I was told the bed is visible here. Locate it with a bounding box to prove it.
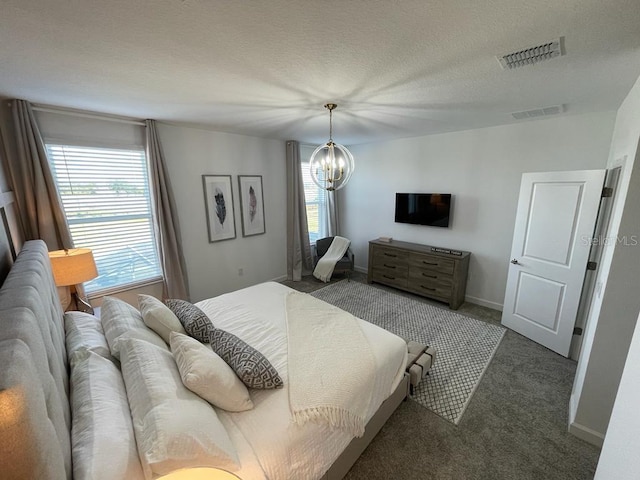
[0,240,409,480]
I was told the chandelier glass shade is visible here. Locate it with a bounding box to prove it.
[309,104,354,191]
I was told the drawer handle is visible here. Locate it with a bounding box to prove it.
[422,261,438,266]
[421,285,436,291]
[384,253,397,258]
[422,273,437,278]
[383,264,396,269]
[383,274,396,280]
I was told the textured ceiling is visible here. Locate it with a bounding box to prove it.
[1,0,640,144]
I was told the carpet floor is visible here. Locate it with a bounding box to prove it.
[281,272,601,480]
[311,281,506,424]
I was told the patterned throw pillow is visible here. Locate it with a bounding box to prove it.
[165,299,215,343]
[210,329,283,390]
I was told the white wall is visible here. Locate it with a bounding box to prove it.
[341,112,616,309]
[595,312,640,480]
[570,74,640,445]
[157,123,286,302]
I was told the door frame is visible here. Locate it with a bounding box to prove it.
[569,165,623,360]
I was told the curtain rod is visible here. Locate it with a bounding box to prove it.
[33,105,146,126]
[6,101,146,126]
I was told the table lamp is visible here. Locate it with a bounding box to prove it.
[48,248,98,314]
[159,468,241,479]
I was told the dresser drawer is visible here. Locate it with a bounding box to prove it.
[374,261,409,278]
[409,253,455,275]
[372,269,408,289]
[408,279,453,299]
[408,268,453,287]
[373,246,410,266]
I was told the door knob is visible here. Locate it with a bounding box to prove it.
[511,259,520,265]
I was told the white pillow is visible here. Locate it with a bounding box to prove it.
[100,296,168,358]
[119,337,240,478]
[170,332,253,412]
[64,311,114,366]
[138,294,186,344]
[70,350,145,480]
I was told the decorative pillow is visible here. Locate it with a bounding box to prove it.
[100,296,168,359]
[170,332,253,412]
[70,350,145,480]
[119,337,239,478]
[209,329,283,390]
[165,299,215,343]
[138,294,186,344]
[64,311,114,366]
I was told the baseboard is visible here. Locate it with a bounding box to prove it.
[568,421,605,447]
[270,274,288,282]
[354,265,368,274]
[465,295,503,311]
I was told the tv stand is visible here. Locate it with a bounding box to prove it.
[367,239,470,310]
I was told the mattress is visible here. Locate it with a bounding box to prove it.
[197,282,407,480]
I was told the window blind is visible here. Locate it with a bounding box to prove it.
[46,144,162,294]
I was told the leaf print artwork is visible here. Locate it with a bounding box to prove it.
[203,175,235,242]
[215,188,226,225]
[249,185,257,222]
[238,175,264,237]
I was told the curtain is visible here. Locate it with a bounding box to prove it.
[145,120,190,300]
[286,140,312,281]
[325,190,339,237]
[8,100,72,250]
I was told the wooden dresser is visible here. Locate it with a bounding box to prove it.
[367,239,470,310]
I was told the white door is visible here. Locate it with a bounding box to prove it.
[501,170,606,357]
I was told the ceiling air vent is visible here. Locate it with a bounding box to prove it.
[511,104,564,120]
[498,37,564,69]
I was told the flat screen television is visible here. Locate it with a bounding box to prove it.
[395,193,452,227]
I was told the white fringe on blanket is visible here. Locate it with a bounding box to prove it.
[286,291,376,438]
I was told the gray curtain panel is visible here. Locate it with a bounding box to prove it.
[8,100,73,251]
[145,120,191,300]
[326,189,339,237]
[286,140,312,281]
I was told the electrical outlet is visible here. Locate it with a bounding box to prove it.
[238,268,244,276]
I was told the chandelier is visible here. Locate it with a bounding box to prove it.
[309,103,355,191]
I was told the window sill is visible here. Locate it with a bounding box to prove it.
[87,276,164,300]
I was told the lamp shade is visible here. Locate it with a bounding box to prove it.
[48,248,98,287]
[158,468,241,479]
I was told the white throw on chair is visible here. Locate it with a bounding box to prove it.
[312,236,354,282]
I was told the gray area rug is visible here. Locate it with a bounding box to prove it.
[311,281,506,424]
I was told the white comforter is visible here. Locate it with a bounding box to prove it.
[197,282,407,480]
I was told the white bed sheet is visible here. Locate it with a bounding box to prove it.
[196,282,407,480]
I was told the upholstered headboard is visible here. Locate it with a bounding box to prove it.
[0,240,71,479]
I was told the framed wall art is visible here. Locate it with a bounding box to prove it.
[202,175,236,242]
[238,175,265,237]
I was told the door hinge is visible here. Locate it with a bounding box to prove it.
[573,327,583,336]
[602,187,614,198]
[587,261,597,271]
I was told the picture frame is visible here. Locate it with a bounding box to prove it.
[238,175,266,237]
[202,175,236,242]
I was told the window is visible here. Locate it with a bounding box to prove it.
[300,144,328,244]
[46,143,162,294]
